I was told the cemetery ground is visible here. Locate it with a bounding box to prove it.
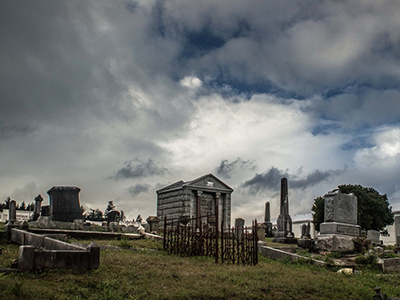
[0,233,400,300]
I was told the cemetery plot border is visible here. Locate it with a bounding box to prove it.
[163,215,258,266]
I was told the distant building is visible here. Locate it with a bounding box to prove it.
[0,209,33,223]
[156,174,233,228]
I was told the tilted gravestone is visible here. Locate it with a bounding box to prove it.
[47,186,83,222]
[316,189,361,252]
[319,189,360,236]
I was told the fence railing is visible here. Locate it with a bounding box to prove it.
[163,215,258,265]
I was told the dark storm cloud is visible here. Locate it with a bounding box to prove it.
[241,167,346,195]
[0,121,36,140]
[126,183,152,197]
[240,167,287,195]
[112,159,168,180]
[215,158,256,179]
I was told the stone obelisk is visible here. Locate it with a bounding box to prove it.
[273,177,295,243]
[264,201,273,237]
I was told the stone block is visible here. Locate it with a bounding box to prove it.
[87,242,100,269]
[324,190,357,225]
[315,235,355,252]
[320,222,360,236]
[367,230,380,245]
[382,258,400,272]
[18,246,35,270]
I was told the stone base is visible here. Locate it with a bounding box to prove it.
[297,238,314,249]
[315,235,355,252]
[273,237,297,244]
[320,222,360,236]
[50,213,84,222]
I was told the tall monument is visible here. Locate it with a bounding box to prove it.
[264,201,273,237]
[273,177,295,243]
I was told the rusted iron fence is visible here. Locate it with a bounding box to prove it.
[163,215,258,265]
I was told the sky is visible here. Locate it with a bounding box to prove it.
[1,0,400,223]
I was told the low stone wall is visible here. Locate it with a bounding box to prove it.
[11,228,99,270]
[28,228,141,240]
[258,242,326,267]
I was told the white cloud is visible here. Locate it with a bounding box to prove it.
[180,76,202,89]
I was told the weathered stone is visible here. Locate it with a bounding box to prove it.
[156,174,233,229]
[264,201,273,237]
[323,189,357,225]
[234,218,245,241]
[297,238,314,249]
[9,200,17,222]
[367,230,381,245]
[382,258,400,272]
[274,177,295,243]
[109,221,120,232]
[257,226,265,241]
[146,216,160,233]
[320,222,360,236]
[29,194,43,221]
[47,186,83,222]
[315,235,355,252]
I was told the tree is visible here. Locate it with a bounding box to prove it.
[84,208,105,221]
[312,184,394,232]
[19,201,26,210]
[311,196,324,231]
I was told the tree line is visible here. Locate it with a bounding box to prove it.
[0,197,34,212]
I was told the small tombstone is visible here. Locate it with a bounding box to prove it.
[9,200,17,222]
[107,211,120,224]
[87,242,100,269]
[30,194,43,221]
[146,216,160,233]
[257,226,265,241]
[367,230,380,245]
[234,218,245,241]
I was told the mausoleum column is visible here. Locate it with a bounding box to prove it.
[196,190,202,227]
[215,192,220,229]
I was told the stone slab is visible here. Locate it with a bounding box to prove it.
[320,222,360,236]
[382,258,400,272]
[324,191,357,224]
[315,235,355,252]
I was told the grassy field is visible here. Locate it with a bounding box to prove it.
[0,237,400,300]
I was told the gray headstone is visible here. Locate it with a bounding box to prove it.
[9,200,17,222]
[367,230,380,245]
[324,190,357,224]
[47,186,83,222]
[30,194,43,221]
[234,218,245,241]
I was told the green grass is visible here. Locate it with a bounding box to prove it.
[1,238,400,299]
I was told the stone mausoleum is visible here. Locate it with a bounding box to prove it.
[156,174,233,228]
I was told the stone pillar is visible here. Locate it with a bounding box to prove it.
[30,194,43,221]
[215,192,220,228]
[47,186,83,222]
[9,200,17,222]
[274,177,294,242]
[264,201,273,237]
[234,218,245,241]
[196,191,202,228]
[87,242,100,269]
